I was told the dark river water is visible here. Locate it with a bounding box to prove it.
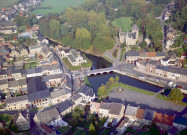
[88,73,162,94]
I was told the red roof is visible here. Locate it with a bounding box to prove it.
[153,112,174,126]
[147,52,156,57]
[41,124,53,134]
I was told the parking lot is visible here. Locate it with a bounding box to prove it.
[109,89,185,116]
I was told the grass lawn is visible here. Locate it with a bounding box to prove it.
[73,129,85,135]
[81,54,92,68]
[109,82,155,96]
[58,126,70,134]
[112,17,133,32]
[0,0,18,9]
[24,62,37,69]
[156,94,187,107]
[103,55,113,63]
[62,58,81,71]
[32,0,87,15]
[120,49,126,61]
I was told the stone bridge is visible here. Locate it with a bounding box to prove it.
[86,67,117,76]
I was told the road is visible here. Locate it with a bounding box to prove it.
[103,37,121,63]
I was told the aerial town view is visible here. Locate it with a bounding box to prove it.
[0,0,187,135]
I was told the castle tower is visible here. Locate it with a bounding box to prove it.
[132,24,139,41]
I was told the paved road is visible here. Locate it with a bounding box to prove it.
[103,37,121,63]
[109,89,185,116]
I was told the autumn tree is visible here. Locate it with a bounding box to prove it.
[89,123,96,135]
[169,88,184,102]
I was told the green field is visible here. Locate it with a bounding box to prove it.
[32,0,87,15]
[112,17,133,32]
[0,0,18,9]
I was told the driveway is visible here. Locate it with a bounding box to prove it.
[109,89,185,115]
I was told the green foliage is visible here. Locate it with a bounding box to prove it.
[81,54,92,68]
[49,19,61,40]
[112,17,133,32]
[140,41,148,49]
[169,88,184,102]
[0,114,13,127]
[114,75,119,82]
[89,123,96,135]
[109,77,114,83]
[0,128,11,135]
[58,126,70,134]
[120,43,126,49]
[97,84,107,97]
[62,58,81,71]
[84,76,91,87]
[167,0,187,32]
[180,129,187,135]
[9,124,19,133]
[14,15,37,27]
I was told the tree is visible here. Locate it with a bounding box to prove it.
[120,43,126,49]
[169,88,184,102]
[109,77,114,82]
[89,123,96,135]
[49,19,61,40]
[97,84,107,97]
[114,76,119,82]
[140,41,147,49]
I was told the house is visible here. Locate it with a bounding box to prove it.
[125,105,138,123]
[43,73,65,87]
[12,69,26,80]
[77,84,95,102]
[109,102,125,119]
[90,102,100,114]
[181,52,187,60]
[136,108,145,123]
[29,44,42,55]
[166,39,174,49]
[173,116,187,130]
[0,70,8,80]
[37,35,49,45]
[153,112,174,131]
[28,89,51,108]
[0,27,15,34]
[164,11,171,20]
[116,117,129,134]
[26,67,42,78]
[14,111,30,131]
[56,100,75,115]
[0,79,8,91]
[17,45,28,56]
[8,78,27,93]
[67,49,87,66]
[72,94,83,105]
[5,95,29,110]
[99,102,111,117]
[56,46,71,58]
[125,50,140,63]
[143,109,155,125]
[49,64,62,75]
[40,46,52,59]
[10,49,19,57]
[0,45,11,56]
[0,56,6,68]
[50,88,71,105]
[119,24,139,45]
[34,107,68,127]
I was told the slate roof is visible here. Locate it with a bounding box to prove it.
[126,50,140,57]
[43,73,63,82]
[162,57,170,62]
[0,70,7,75]
[41,64,52,71]
[29,45,42,50]
[0,56,6,65]
[173,116,187,125]
[168,66,187,75]
[109,102,123,115]
[0,79,8,85]
[38,35,45,42]
[56,100,75,114]
[125,105,138,116]
[156,52,166,57]
[70,49,78,58]
[156,65,169,71]
[143,109,155,121]
[6,95,28,104]
[51,64,60,70]
[27,77,47,93]
[18,45,27,52]
[35,107,60,124]
[153,112,174,126]
[50,89,67,99]
[72,94,82,101]
[65,75,72,89]
[78,84,95,97]
[26,67,42,74]
[67,55,76,62]
[0,46,11,55]
[28,89,50,101]
[100,102,111,110]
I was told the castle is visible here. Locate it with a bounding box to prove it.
[119,24,139,45]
